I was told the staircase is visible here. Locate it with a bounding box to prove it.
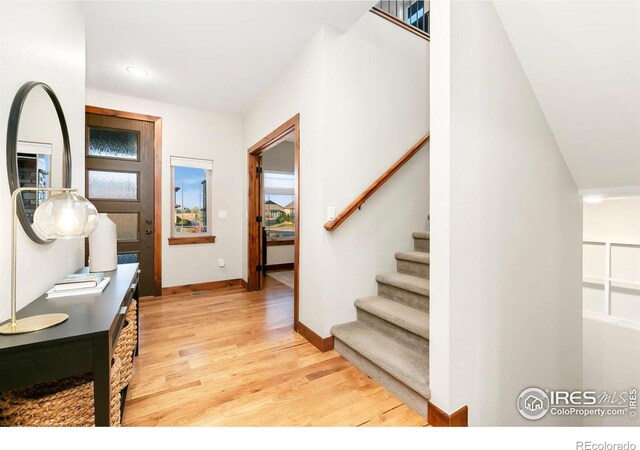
[330,231,430,417]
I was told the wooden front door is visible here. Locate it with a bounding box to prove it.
[85,112,156,296]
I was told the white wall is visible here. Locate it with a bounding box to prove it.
[0,2,86,321]
[243,12,429,336]
[320,18,429,336]
[495,1,640,191]
[428,0,452,412]
[86,89,244,288]
[242,29,326,337]
[584,198,640,243]
[430,1,582,425]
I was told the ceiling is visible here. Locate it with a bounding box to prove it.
[495,1,640,192]
[83,1,375,115]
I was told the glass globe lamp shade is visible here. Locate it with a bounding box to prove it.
[33,192,99,239]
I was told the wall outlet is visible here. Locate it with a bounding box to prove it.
[218,210,227,219]
[327,206,336,221]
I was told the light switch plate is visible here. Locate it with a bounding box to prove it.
[327,206,336,221]
[218,210,228,219]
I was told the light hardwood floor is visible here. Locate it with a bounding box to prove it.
[123,276,428,426]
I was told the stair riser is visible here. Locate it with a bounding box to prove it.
[334,339,429,418]
[356,309,428,353]
[378,283,429,312]
[414,238,429,253]
[397,259,429,279]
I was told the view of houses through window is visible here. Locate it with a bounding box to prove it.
[171,156,213,236]
[263,171,294,241]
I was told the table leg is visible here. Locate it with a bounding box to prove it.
[92,336,111,426]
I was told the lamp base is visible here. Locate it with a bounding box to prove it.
[0,313,69,335]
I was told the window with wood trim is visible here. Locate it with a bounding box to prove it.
[170,156,213,239]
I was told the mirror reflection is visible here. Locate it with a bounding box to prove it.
[16,85,64,225]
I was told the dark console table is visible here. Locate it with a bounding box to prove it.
[0,263,140,426]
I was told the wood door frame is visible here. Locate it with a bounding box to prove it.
[85,105,163,296]
[247,114,300,330]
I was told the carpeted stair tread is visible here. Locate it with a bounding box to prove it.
[395,251,430,265]
[412,231,430,240]
[376,272,429,297]
[355,296,429,339]
[331,321,430,398]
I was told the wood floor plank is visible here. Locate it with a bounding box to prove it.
[122,276,428,426]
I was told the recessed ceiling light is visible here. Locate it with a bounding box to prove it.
[583,196,604,204]
[125,66,148,77]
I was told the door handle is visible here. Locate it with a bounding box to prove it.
[145,229,153,235]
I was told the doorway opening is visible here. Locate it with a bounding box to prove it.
[247,114,300,330]
[262,143,295,288]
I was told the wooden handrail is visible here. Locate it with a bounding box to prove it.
[324,133,430,231]
[370,7,430,42]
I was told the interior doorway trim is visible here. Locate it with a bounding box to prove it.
[85,105,163,296]
[247,114,300,330]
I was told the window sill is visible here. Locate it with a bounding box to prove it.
[168,235,216,245]
[267,239,294,247]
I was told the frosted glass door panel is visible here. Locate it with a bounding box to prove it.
[88,128,138,160]
[108,213,138,241]
[117,253,139,264]
[88,170,138,200]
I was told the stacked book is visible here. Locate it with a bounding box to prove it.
[46,272,111,299]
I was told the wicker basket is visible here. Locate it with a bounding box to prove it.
[126,299,137,327]
[0,357,123,427]
[113,299,137,392]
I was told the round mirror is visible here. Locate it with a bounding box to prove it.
[6,82,71,244]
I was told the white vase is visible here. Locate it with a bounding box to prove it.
[89,213,117,272]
